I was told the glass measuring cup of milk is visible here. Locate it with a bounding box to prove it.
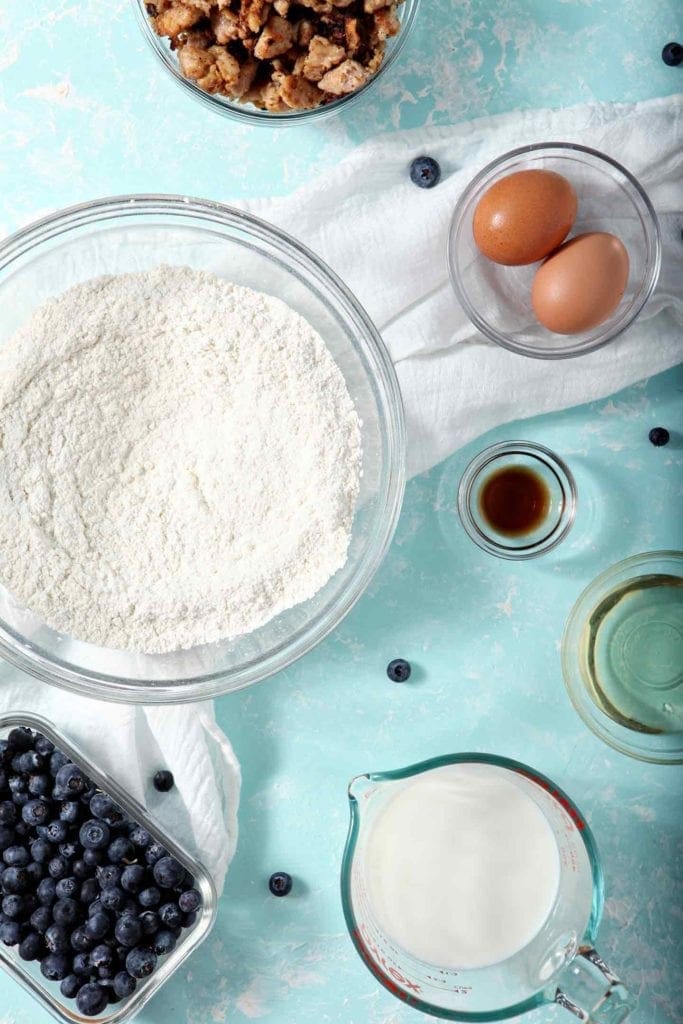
[341,754,633,1023]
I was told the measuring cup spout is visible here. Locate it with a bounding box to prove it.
[553,946,634,1023]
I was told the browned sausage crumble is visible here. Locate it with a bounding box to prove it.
[146,0,403,111]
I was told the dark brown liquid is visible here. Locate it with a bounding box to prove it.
[479,465,550,537]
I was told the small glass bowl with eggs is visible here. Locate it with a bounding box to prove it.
[448,143,661,359]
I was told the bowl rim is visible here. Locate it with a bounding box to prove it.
[447,141,662,360]
[130,0,420,125]
[561,549,683,764]
[0,194,406,703]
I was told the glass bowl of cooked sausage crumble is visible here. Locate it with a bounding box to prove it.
[132,0,419,122]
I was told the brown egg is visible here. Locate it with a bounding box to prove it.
[531,232,630,335]
[472,169,577,265]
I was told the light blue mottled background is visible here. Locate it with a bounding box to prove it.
[0,1,682,1023]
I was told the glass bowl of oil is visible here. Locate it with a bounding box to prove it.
[457,440,577,559]
[562,551,683,764]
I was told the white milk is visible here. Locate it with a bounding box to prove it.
[363,763,561,970]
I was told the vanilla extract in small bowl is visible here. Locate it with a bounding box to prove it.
[458,441,577,559]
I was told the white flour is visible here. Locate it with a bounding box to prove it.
[0,265,362,654]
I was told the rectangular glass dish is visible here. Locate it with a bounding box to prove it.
[0,712,217,1023]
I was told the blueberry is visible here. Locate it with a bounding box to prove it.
[1,865,29,893]
[0,802,16,826]
[79,819,110,850]
[108,837,134,864]
[26,861,43,885]
[60,973,81,999]
[409,156,441,189]
[100,886,126,912]
[649,426,670,446]
[34,735,55,757]
[90,793,124,825]
[83,848,103,868]
[76,981,108,1017]
[153,856,184,890]
[41,952,70,981]
[152,769,175,793]
[30,838,53,864]
[158,901,182,928]
[53,898,80,926]
[56,877,79,899]
[59,800,80,824]
[144,842,167,865]
[9,775,27,801]
[386,658,411,682]
[113,970,136,999]
[37,877,57,905]
[59,839,79,864]
[0,919,21,945]
[178,888,201,913]
[662,41,683,66]
[45,819,69,844]
[119,864,144,894]
[138,910,160,935]
[126,946,157,979]
[90,943,114,970]
[70,925,93,952]
[49,751,70,777]
[152,929,177,956]
[48,855,69,879]
[268,872,293,897]
[14,821,29,839]
[2,894,25,918]
[138,886,160,909]
[80,878,99,904]
[85,910,110,941]
[18,750,43,773]
[19,931,43,961]
[20,798,49,827]
[30,905,52,932]
[55,763,87,797]
[28,773,51,797]
[45,923,70,954]
[129,826,151,849]
[72,951,92,977]
[115,914,142,948]
[73,859,91,880]
[0,826,15,851]
[7,727,33,752]
[97,864,121,889]
[3,845,30,867]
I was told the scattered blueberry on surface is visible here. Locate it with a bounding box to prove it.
[661,41,683,66]
[268,872,293,897]
[409,155,441,189]
[648,426,670,447]
[387,658,412,682]
[153,770,175,793]
[0,726,200,1014]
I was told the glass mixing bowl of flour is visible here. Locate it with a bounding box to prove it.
[0,196,405,703]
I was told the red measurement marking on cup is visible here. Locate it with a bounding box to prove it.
[353,928,422,999]
[517,770,586,830]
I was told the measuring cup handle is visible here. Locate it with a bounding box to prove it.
[554,946,635,1024]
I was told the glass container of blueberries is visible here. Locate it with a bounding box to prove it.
[0,714,216,1022]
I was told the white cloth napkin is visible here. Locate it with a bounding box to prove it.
[245,94,683,477]
[0,659,241,894]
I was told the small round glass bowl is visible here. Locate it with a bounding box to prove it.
[448,143,661,359]
[457,441,577,559]
[0,195,405,703]
[132,0,419,125]
[562,551,683,765]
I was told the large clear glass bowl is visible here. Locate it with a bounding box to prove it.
[132,0,420,124]
[448,143,661,359]
[0,195,405,703]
